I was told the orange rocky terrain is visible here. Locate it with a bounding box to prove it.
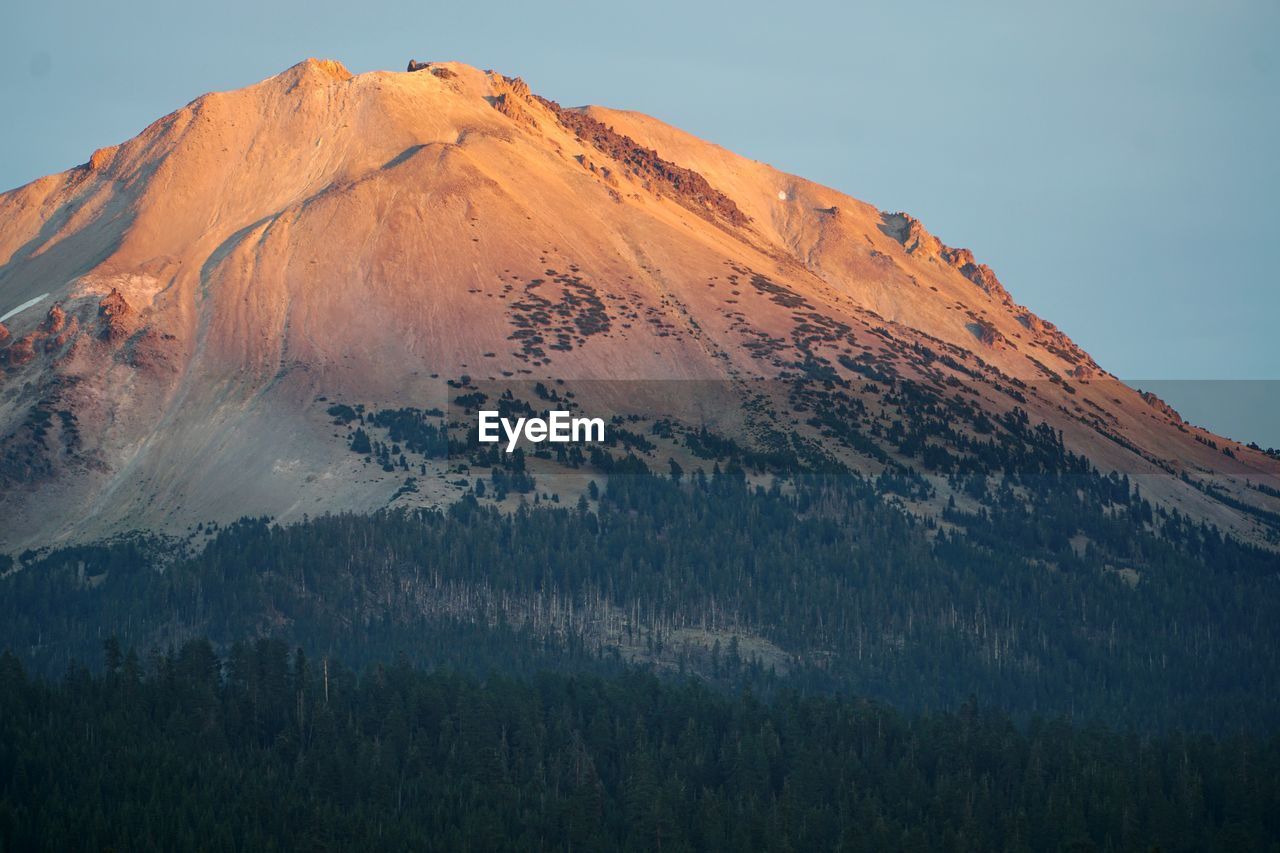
[0,58,1276,554]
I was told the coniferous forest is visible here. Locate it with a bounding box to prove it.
[2,639,1278,852]
[3,432,1280,849]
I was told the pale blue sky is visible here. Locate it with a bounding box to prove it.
[2,0,1277,443]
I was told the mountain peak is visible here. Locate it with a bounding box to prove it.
[0,57,1276,552]
[285,57,352,83]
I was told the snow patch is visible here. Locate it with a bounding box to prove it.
[0,292,50,323]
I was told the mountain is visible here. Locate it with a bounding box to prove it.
[3,59,1280,743]
[0,57,1277,556]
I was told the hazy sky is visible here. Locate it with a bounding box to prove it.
[2,0,1277,443]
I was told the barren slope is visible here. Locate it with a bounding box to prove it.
[0,58,1276,553]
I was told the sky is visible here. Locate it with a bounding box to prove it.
[2,0,1277,444]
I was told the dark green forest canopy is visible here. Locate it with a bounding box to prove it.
[4,459,1278,734]
[1,640,1277,852]
[2,390,1279,850]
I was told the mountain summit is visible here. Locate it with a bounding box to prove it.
[0,58,1276,552]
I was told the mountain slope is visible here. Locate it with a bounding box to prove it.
[0,58,1277,554]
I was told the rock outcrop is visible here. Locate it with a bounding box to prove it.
[881,212,1011,302]
[86,145,118,172]
[967,320,1009,349]
[40,304,67,335]
[531,94,750,228]
[1,334,37,368]
[45,316,78,353]
[97,288,133,341]
[407,60,456,79]
[490,75,540,128]
[1141,390,1184,424]
[1070,364,1098,381]
[941,246,1006,300]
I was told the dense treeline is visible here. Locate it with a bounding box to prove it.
[4,460,1278,733]
[1,639,1277,852]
